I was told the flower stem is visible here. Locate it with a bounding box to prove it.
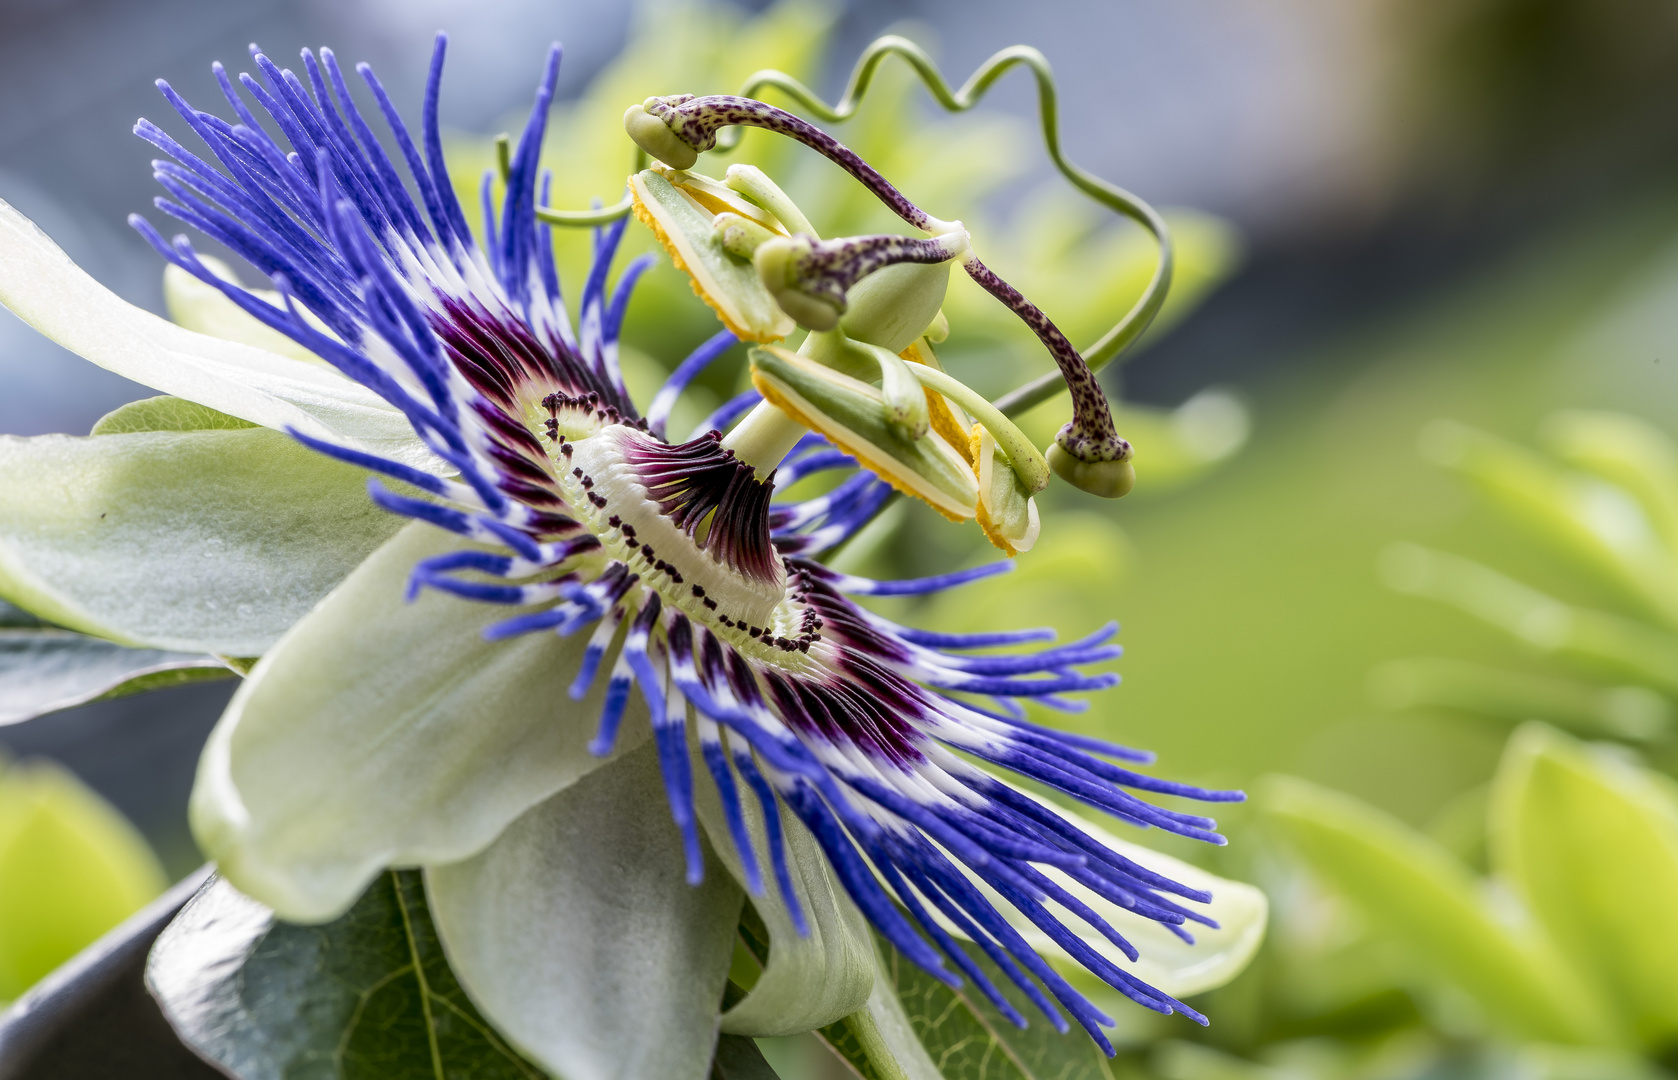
[721,400,809,478]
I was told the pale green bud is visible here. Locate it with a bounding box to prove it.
[623,101,699,170]
[753,236,843,332]
[1048,441,1135,499]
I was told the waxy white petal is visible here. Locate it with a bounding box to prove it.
[192,522,650,922]
[961,798,1267,999]
[694,772,875,1036]
[163,261,335,369]
[0,427,401,655]
[427,743,743,1080]
[0,198,433,470]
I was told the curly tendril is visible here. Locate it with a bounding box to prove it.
[533,33,1171,429]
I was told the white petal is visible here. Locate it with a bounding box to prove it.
[958,796,1267,999]
[0,197,434,471]
[693,772,875,1036]
[0,428,401,655]
[427,743,744,1080]
[163,261,334,369]
[192,522,650,922]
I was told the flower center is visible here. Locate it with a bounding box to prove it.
[541,399,823,660]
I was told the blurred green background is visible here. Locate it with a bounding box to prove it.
[7,0,1678,1077]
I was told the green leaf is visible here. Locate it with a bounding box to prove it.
[1542,410,1678,559]
[0,197,433,470]
[0,759,167,999]
[693,761,876,1037]
[0,628,231,725]
[711,1035,782,1080]
[1262,774,1616,1044]
[1380,543,1678,694]
[147,870,545,1079]
[0,426,405,656]
[850,935,1112,1080]
[91,394,259,435]
[1419,420,1678,627]
[1369,657,1673,742]
[1149,1041,1285,1080]
[193,522,652,923]
[1490,723,1678,1049]
[426,743,744,1080]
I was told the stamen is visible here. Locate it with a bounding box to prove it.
[754,232,967,332]
[625,70,1152,496]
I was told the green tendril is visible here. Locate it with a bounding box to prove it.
[515,136,642,228]
[719,35,1174,410]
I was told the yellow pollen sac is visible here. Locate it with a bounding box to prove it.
[750,345,977,523]
[971,425,1041,556]
[628,168,795,344]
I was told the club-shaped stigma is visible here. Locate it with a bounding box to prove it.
[754,232,968,332]
[625,92,1136,498]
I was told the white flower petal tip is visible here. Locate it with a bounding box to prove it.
[163,258,337,368]
[427,743,744,1080]
[695,775,875,1036]
[956,795,1268,1001]
[0,197,433,470]
[191,523,652,923]
[0,426,403,655]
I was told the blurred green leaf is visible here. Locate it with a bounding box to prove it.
[148,871,545,1080]
[1369,657,1673,742]
[1380,543,1678,694]
[1491,723,1678,1049]
[1421,420,1678,628]
[1150,1041,1286,1080]
[1262,774,1614,1045]
[0,759,166,1000]
[1543,410,1678,560]
[0,628,231,725]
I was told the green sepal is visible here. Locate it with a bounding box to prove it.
[427,743,743,1080]
[193,522,652,924]
[0,628,231,725]
[91,394,259,435]
[693,755,875,1037]
[0,425,403,656]
[0,197,433,470]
